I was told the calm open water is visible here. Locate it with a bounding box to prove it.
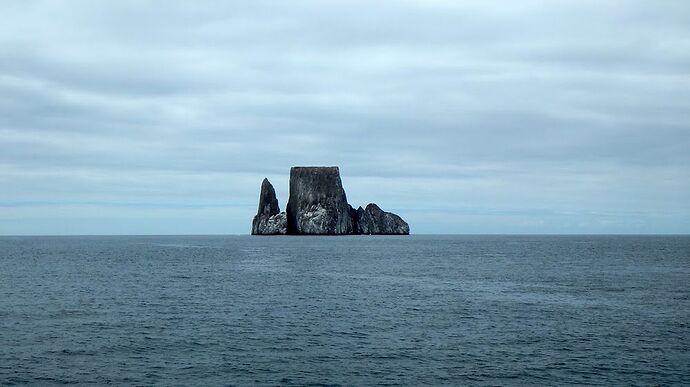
[1,235,689,386]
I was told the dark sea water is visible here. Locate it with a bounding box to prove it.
[1,235,689,386]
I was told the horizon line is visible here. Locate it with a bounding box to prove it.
[1,233,688,237]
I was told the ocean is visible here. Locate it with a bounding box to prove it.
[1,235,688,385]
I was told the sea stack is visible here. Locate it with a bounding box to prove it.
[251,178,287,235]
[286,166,354,235]
[354,203,410,235]
[251,166,409,235]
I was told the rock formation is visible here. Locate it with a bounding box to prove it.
[286,167,354,235]
[251,178,287,235]
[354,203,410,235]
[251,167,409,235]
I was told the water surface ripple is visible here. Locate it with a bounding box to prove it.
[1,235,688,385]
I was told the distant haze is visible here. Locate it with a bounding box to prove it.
[1,1,689,235]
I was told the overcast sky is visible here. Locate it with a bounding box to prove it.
[1,1,689,235]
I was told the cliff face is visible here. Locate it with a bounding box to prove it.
[286,167,354,234]
[251,178,287,235]
[251,167,409,235]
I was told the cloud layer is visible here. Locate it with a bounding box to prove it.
[1,1,689,234]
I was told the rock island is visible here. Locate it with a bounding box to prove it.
[252,166,409,235]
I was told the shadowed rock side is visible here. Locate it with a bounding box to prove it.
[354,203,410,235]
[286,166,354,234]
[251,178,287,235]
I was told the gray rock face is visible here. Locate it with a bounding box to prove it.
[286,167,354,234]
[255,212,288,235]
[355,203,410,235]
[251,178,288,235]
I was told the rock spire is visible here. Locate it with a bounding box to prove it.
[251,178,287,235]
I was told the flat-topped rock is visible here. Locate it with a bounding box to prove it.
[286,167,354,234]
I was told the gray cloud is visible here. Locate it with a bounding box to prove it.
[1,0,689,234]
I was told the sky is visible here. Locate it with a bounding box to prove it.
[1,0,689,235]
